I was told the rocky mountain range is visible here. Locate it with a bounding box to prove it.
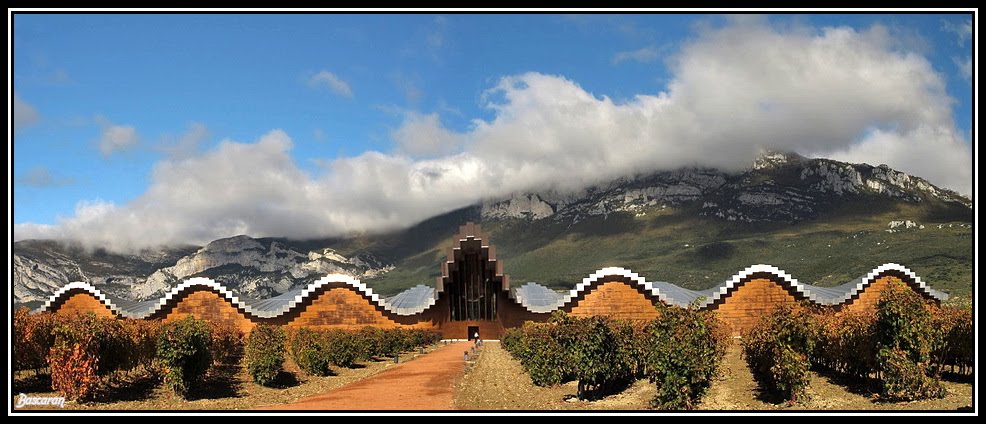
[479,152,970,223]
[14,236,391,305]
[13,152,972,306]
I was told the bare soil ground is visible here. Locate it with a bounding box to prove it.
[261,341,468,410]
[454,342,973,411]
[454,342,655,410]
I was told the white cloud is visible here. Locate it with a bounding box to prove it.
[391,112,463,157]
[612,46,662,64]
[157,123,209,159]
[426,16,448,62]
[308,70,353,98]
[399,16,449,63]
[14,222,62,242]
[941,18,972,46]
[392,72,423,104]
[17,166,74,188]
[16,19,972,250]
[826,125,971,193]
[428,16,447,50]
[954,56,972,82]
[14,93,40,129]
[96,117,138,156]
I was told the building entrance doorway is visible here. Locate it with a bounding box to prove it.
[445,237,500,322]
[438,224,509,340]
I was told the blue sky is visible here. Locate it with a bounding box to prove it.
[11,13,975,250]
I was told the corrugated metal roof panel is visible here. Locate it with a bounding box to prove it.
[33,263,947,320]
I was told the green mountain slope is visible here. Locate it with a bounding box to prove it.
[348,199,972,299]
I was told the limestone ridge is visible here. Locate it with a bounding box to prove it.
[13,240,196,305]
[13,236,391,304]
[480,152,970,223]
[140,235,391,301]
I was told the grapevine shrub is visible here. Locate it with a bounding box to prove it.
[743,304,818,403]
[560,316,633,400]
[645,306,727,410]
[288,327,438,377]
[245,324,286,386]
[156,316,213,398]
[874,280,944,401]
[44,313,162,401]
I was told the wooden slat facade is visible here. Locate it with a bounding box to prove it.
[40,224,946,338]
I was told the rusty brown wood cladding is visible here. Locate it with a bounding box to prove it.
[50,291,115,318]
[280,286,436,330]
[565,280,661,321]
[159,289,258,333]
[707,278,802,334]
[840,275,900,314]
[45,273,941,337]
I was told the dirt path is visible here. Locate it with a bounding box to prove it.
[262,342,470,410]
[455,342,656,410]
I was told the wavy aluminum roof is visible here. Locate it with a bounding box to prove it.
[36,274,437,319]
[36,263,945,319]
[507,263,947,313]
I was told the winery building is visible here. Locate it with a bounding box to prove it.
[36,223,948,339]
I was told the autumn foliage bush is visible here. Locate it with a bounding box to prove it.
[743,304,818,403]
[13,308,64,373]
[42,313,162,401]
[123,319,164,370]
[930,305,973,374]
[610,319,648,379]
[744,279,954,403]
[48,317,101,401]
[812,310,878,379]
[819,279,964,401]
[289,327,334,376]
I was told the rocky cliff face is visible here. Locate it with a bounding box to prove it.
[139,235,390,300]
[13,236,391,304]
[481,168,729,223]
[481,152,970,223]
[480,194,555,220]
[13,240,196,304]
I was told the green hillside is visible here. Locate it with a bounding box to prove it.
[341,200,973,300]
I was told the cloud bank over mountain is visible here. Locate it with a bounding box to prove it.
[15,19,971,251]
